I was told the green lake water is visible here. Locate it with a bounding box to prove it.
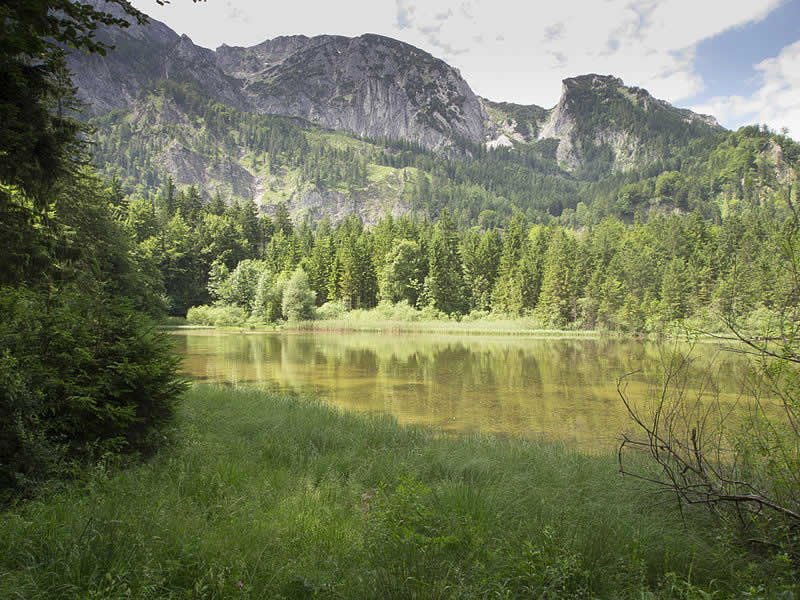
[173,330,752,453]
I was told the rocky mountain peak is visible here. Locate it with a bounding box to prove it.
[67,4,727,179]
[562,74,624,92]
[216,32,488,150]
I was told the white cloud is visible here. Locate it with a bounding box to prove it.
[130,0,785,115]
[383,0,782,107]
[692,40,800,137]
[130,0,397,48]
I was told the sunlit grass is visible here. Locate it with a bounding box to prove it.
[1,385,795,598]
[301,302,601,337]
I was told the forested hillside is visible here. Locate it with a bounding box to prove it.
[67,3,751,229]
[113,120,797,331]
[90,80,797,225]
[56,0,797,334]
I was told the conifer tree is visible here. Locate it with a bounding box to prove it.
[536,229,579,326]
[660,257,689,321]
[425,209,467,314]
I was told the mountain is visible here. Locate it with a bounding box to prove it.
[68,3,488,151]
[69,1,797,227]
[216,34,488,150]
[68,2,719,159]
[67,2,245,114]
[483,74,722,177]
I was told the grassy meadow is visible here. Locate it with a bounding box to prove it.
[1,385,796,599]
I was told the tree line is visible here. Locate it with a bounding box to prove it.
[118,171,796,333]
[91,79,800,240]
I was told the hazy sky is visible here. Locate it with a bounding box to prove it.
[129,0,800,138]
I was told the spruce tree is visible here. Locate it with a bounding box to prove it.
[425,209,467,314]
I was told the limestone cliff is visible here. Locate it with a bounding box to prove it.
[217,34,488,151]
[485,75,723,173]
[68,5,488,151]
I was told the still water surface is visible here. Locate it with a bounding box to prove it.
[174,330,750,452]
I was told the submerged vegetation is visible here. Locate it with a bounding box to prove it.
[1,385,797,599]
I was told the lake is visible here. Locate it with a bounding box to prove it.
[173,330,752,452]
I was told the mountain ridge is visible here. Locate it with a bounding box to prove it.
[67,2,722,166]
[70,1,795,229]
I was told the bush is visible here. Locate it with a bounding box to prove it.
[0,284,187,501]
[0,350,59,501]
[281,268,315,321]
[315,299,348,320]
[252,270,283,323]
[186,304,248,327]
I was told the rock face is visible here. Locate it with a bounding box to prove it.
[68,3,246,114]
[68,5,722,164]
[68,2,729,218]
[68,5,488,150]
[485,74,723,172]
[217,34,488,150]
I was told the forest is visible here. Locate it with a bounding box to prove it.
[89,78,797,229]
[85,77,800,335]
[122,171,795,336]
[0,0,186,501]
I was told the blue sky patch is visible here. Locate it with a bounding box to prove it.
[688,0,800,105]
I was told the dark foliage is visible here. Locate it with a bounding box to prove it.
[0,0,186,503]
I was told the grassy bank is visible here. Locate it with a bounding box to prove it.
[2,385,795,599]
[295,314,600,337]
[187,300,603,336]
[184,299,761,338]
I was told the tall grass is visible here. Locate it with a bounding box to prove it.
[1,385,795,598]
[302,301,600,337]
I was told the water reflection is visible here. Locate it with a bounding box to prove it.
[174,331,751,453]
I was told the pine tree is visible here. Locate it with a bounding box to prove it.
[535,229,579,326]
[208,191,227,216]
[273,202,293,236]
[660,257,689,321]
[233,198,261,258]
[425,209,467,314]
[492,214,528,314]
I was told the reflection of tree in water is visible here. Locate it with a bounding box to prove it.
[343,348,380,376]
[283,335,317,365]
[175,332,754,451]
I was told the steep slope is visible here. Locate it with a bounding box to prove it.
[216,34,489,150]
[67,0,245,114]
[68,1,763,228]
[67,4,489,151]
[541,75,721,174]
[482,99,549,148]
[90,81,420,225]
[68,4,724,173]
[484,75,723,177]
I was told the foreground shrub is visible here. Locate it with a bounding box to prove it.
[620,215,800,552]
[0,284,187,501]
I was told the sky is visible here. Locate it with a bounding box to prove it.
[129,0,800,138]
